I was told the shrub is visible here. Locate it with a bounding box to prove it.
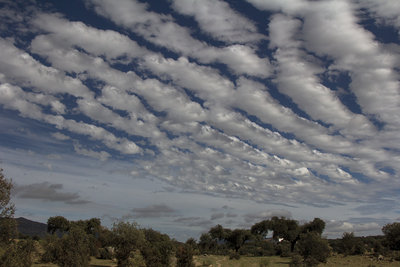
[176,244,195,267]
[112,221,145,267]
[98,247,113,260]
[295,232,330,266]
[276,240,291,257]
[229,251,241,259]
[0,239,36,267]
[41,226,91,267]
[382,222,400,250]
[339,232,364,255]
[289,253,303,267]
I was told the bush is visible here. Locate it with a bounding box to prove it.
[112,221,145,267]
[295,232,330,266]
[229,251,241,259]
[339,232,364,255]
[289,253,303,267]
[276,240,291,257]
[98,247,113,260]
[176,244,195,267]
[41,226,91,267]
[0,239,35,267]
[382,222,400,250]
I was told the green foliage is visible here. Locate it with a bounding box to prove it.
[112,221,145,267]
[0,169,16,244]
[339,232,365,255]
[42,225,91,267]
[140,228,173,267]
[239,239,275,256]
[176,244,195,267]
[289,253,303,267]
[198,233,217,254]
[0,239,36,267]
[269,217,299,243]
[251,220,270,237]
[98,247,114,260]
[382,222,400,250]
[227,229,252,252]
[294,232,330,266]
[126,249,146,267]
[276,240,291,257]
[47,216,70,235]
[300,218,325,235]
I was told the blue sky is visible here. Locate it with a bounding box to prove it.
[0,0,399,241]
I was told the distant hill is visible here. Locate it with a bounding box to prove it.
[16,217,47,237]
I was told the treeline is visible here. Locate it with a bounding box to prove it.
[1,169,400,266]
[194,217,400,265]
[1,215,195,267]
[1,215,400,267]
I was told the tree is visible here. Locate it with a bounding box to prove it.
[226,229,252,252]
[301,218,325,235]
[382,222,400,250]
[339,232,364,255]
[0,239,36,267]
[269,217,300,252]
[0,168,16,244]
[198,233,217,254]
[47,216,70,235]
[141,228,173,267]
[176,244,195,267]
[209,224,230,241]
[112,221,146,267]
[294,232,330,266]
[42,225,91,267]
[251,220,270,238]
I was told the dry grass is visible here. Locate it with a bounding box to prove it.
[194,254,400,267]
[33,257,117,267]
[194,255,290,267]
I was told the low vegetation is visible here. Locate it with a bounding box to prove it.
[1,168,400,266]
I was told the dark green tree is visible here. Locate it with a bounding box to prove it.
[339,232,364,255]
[0,238,36,267]
[0,168,16,244]
[141,228,173,267]
[209,224,231,241]
[301,218,325,235]
[47,216,70,235]
[43,225,91,267]
[226,229,252,252]
[294,232,330,266]
[176,244,195,267]
[269,217,300,252]
[198,233,217,254]
[112,221,145,267]
[382,222,400,250]
[251,220,270,238]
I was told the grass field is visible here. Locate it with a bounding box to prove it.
[193,254,399,267]
[31,254,399,267]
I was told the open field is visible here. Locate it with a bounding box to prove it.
[31,254,400,267]
[193,254,399,267]
[33,257,117,267]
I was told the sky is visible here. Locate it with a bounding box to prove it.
[0,0,399,241]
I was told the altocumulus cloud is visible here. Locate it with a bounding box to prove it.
[0,0,399,239]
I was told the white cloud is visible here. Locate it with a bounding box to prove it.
[87,0,271,77]
[171,0,263,44]
[73,141,110,161]
[0,38,92,98]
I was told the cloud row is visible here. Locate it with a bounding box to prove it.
[0,0,399,212]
